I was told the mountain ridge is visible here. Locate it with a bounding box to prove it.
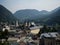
[14,7,60,25]
[0,5,17,23]
[0,4,60,25]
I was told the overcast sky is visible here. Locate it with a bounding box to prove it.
[0,0,60,13]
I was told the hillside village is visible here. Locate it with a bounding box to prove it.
[0,21,60,45]
[0,0,60,45]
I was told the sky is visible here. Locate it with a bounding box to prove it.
[0,0,60,13]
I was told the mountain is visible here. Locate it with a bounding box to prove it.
[46,7,60,25]
[14,9,49,23]
[14,7,60,25]
[0,5,17,23]
[40,10,49,14]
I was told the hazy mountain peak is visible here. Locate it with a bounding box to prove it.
[51,7,60,13]
[0,5,17,23]
[55,7,60,10]
[40,10,49,14]
[14,7,60,24]
[0,4,6,9]
[15,9,40,13]
[0,4,4,7]
[40,10,48,12]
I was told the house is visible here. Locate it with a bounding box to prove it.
[39,32,60,45]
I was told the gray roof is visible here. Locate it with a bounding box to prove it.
[30,26,43,30]
[40,32,58,39]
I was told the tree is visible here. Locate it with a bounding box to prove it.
[52,27,57,32]
[3,29,9,41]
[48,27,52,32]
[37,25,48,37]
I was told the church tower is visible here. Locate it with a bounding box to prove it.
[16,20,19,27]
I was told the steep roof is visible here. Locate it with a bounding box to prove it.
[40,32,58,39]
